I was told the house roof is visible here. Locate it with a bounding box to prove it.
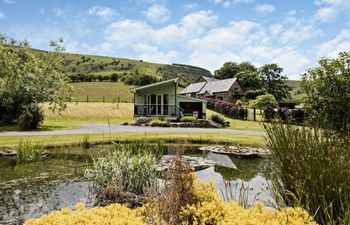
[179,82,206,94]
[130,78,178,92]
[177,95,207,103]
[197,76,217,82]
[198,78,238,95]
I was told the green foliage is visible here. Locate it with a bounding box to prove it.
[265,123,350,225]
[259,64,291,101]
[124,70,158,86]
[16,138,43,163]
[85,142,161,203]
[210,114,226,126]
[245,89,267,100]
[0,35,73,127]
[17,103,44,130]
[157,64,211,87]
[249,94,278,109]
[235,100,244,106]
[302,51,350,135]
[180,116,196,122]
[214,61,262,91]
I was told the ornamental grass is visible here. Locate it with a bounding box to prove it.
[265,122,350,225]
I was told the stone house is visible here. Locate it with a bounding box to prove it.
[179,76,246,103]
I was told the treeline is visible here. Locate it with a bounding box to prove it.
[69,73,119,82]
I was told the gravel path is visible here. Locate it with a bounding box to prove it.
[0,123,264,137]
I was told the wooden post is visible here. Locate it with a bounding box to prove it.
[87,95,89,102]
[246,107,248,120]
[253,108,256,121]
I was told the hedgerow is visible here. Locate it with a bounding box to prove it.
[203,98,247,120]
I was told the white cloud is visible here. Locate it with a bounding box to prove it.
[314,0,350,22]
[317,29,350,58]
[144,4,170,24]
[269,24,283,36]
[134,43,179,63]
[88,6,116,19]
[212,0,253,8]
[3,0,16,4]
[53,7,65,17]
[184,3,199,9]
[0,11,5,19]
[255,4,276,15]
[105,20,152,48]
[280,23,322,44]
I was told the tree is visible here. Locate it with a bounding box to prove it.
[259,64,291,101]
[302,51,350,135]
[249,94,278,109]
[0,35,73,128]
[214,61,262,91]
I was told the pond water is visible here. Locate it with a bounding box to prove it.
[0,145,273,225]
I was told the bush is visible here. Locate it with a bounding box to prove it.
[17,103,44,130]
[249,94,278,109]
[135,117,152,125]
[180,116,196,122]
[265,123,350,225]
[245,89,267,100]
[262,107,305,124]
[85,142,160,205]
[26,162,316,225]
[210,114,226,126]
[235,99,244,106]
[204,97,247,120]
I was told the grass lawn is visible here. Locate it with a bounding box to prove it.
[0,103,266,147]
[72,82,135,103]
[0,132,265,148]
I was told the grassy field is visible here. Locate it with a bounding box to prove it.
[0,132,265,148]
[72,82,135,103]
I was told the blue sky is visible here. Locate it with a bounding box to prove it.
[1,0,350,79]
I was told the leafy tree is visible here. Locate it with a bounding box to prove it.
[214,61,262,91]
[302,51,350,135]
[259,64,291,101]
[0,35,73,128]
[249,94,278,109]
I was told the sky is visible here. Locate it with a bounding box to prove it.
[1,0,350,79]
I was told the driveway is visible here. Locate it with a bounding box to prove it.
[0,123,264,137]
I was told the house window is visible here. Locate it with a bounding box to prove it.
[217,96,223,101]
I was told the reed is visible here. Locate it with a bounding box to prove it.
[16,138,43,162]
[265,122,350,225]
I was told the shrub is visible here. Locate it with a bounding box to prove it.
[150,120,165,127]
[262,107,305,124]
[180,116,196,122]
[204,97,247,120]
[17,103,44,130]
[246,89,266,100]
[85,142,160,205]
[135,117,152,125]
[249,94,278,109]
[210,114,226,126]
[265,123,350,225]
[25,174,317,225]
[235,99,244,106]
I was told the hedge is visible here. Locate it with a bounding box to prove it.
[203,97,247,120]
[262,107,305,124]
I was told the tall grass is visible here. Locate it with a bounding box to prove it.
[265,123,350,225]
[85,141,162,205]
[16,138,43,162]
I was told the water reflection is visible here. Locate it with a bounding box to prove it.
[0,144,273,224]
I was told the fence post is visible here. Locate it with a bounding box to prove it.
[87,95,89,102]
[253,108,256,121]
[103,96,105,103]
[246,107,248,120]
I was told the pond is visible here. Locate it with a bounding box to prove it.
[0,145,273,225]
